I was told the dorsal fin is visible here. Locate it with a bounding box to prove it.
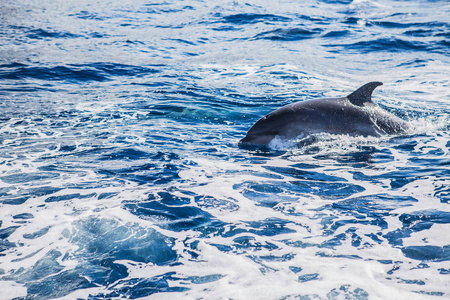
[347,82,383,106]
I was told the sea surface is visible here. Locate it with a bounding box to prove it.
[0,0,449,299]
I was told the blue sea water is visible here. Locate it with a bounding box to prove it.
[0,0,449,299]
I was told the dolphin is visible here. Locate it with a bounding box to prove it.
[239,82,410,146]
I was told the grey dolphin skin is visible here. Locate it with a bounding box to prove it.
[240,82,409,146]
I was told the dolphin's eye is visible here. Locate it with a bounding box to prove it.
[273,131,280,135]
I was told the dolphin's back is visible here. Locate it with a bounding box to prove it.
[272,98,383,136]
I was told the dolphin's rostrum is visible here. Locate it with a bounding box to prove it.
[240,82,409,146]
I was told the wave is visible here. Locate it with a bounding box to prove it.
[2,216,179,299]
[325,37,436,53]
[254,27,323,41]
[7,25,83,40]
[219,13,292,25]
[0,62,162,83]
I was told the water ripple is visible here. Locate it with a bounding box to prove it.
[0,0,449,298]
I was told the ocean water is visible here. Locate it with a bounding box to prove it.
[0,0,449,299]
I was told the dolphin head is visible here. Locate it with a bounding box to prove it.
[239,111,288,145]
[239,130,278,145]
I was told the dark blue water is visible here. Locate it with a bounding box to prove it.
[0,0,449,299]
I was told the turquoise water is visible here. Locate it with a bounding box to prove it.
[0,0,449,299]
